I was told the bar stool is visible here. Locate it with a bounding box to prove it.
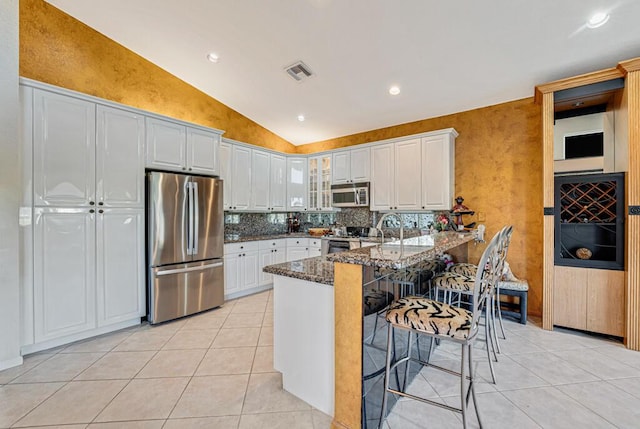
[379,232,503,429]
[362,289,394,429]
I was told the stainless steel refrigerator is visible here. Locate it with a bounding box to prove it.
[147,171,224,324]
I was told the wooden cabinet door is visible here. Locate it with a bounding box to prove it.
[553,266,588,330]
[33,208,96,342]
[421,134,453,210]
[251,150,271,211]
[33,89,96,207]
[587,269,625,337]
[269,154,287,211]
[187,128,219,175]
[96,208,145,327]
[145,117,187,172]
[287,157,307,211]
[332,151,350,184]
[370,144,395,211]
[231,146,252,210]
[96,105,144,208]
[219,142,233,210]
[350,147,370,183]
[394,139,421,210]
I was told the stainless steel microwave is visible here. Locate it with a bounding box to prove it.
[331,182,369,207]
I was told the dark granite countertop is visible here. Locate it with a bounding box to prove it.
[262,231,476,284]
[224,232,314,243]
[263,256,335,286]
[326,231,476,269]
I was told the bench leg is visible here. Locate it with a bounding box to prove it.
[519,291,527,325]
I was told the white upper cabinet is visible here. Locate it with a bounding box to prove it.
[269,154,287,211]
[230,145,252,210]
[332,151,350,184]
[187,128,220,175]
[308,155,332,211]
[145,117,187,171]
[251,150,271,211]
[33,89,96,207]
[96,105,145,207]
[287,157,307,211]
[331,147,370,184]
[370,130,456,211]
[146,117,221,175]
[421,134,455,210]
[250,150,287,212]
[370,144,395,211]
[219,141,233,210]
[394,138,422,211]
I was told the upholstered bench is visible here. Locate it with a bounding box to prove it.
[497,280,528,324]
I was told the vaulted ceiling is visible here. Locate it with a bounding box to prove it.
[46,0,640,145]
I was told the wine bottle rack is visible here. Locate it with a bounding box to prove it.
[554,172,624,270]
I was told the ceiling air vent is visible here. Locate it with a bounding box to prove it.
[285,61,314,82]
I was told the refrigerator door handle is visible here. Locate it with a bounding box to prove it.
[187,182,194,255]
[156,262,224,276]
[193,181,199,255]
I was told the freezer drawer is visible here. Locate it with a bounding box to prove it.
[149,260,224,324]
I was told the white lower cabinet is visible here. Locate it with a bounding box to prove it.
[224,241,260,298]
[32,207,145,346]
[259,239,286,285]
[309,238,322,258]
[33,208,96,342]
[286,238,310,261]
[96,208,145,327]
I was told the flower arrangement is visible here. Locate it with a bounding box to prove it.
[434,213,450,231]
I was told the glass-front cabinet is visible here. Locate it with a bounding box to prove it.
[308,155,332,211]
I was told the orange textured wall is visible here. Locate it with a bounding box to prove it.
[298,99,544,315]
[19,0,295,153]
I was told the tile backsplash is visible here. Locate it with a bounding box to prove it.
[224,209,446,237]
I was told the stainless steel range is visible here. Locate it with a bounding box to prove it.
[321,226,376,255]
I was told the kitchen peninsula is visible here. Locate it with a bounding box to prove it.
[263,231,476,428]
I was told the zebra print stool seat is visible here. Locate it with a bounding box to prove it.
[386,296,472,339]
[447,262,477,277]
[364,290,394,316]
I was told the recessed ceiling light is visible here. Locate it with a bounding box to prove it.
[389,86,400,96]
[297,114,305,122]
[206,52,219,63]
[587,12,609,29]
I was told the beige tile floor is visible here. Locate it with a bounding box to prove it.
[0,290,332,429]
[2,289,640,429]
[383,315,640,429]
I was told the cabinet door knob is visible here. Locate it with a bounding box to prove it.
[98,209,104,214]
[98,202,104,206]
[89,209,95,213]
[240,246,244,249]
[89,201,95,206]
[188,167,192,171]
[182,167,186,170]
[422,206,425,209]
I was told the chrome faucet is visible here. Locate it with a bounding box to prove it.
[376,212,404,256]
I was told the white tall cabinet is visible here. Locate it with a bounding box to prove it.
[230,145,252,210]
[219,141,233,210]
[24,85,146,352]
[421,133,456,210]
